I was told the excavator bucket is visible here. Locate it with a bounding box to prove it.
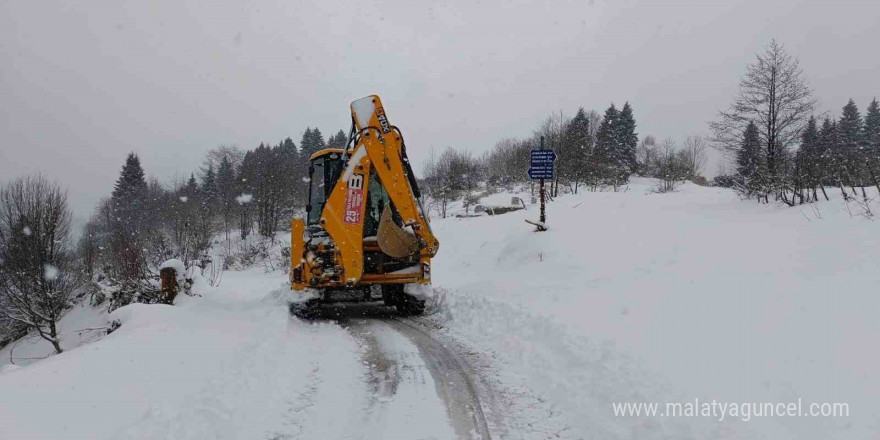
[377,206,420,258]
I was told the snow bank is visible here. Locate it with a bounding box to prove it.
[0,265,366,440]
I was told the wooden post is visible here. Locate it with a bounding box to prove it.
[160,267,178,305]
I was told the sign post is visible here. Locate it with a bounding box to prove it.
[526,136,556,231]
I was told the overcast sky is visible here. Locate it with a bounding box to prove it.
[2,0,879,219]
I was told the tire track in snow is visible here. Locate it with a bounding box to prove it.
[332,304,493,440]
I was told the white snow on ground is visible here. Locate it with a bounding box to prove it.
[0,267,370,440]
[350,320,458,439]
[429,178,880,440]
[1,179,877,440]
[0,255,460,439]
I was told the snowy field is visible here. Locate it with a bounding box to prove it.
[1,179,878,439]
[430,178,880,439]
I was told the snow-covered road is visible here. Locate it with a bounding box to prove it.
[0,272,497,440]
[334,304,493,439]
[0,278,467,439]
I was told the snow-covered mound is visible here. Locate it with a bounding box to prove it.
[430,178,880,440]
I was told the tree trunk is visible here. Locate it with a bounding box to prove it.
[869,167,880,196]
[46,320,63,354]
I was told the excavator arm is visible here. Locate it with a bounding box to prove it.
[350,95,438,257]
[291,95,438,289]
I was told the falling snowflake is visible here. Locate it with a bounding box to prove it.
[22,226,32,236]
[302,176,311,183]
[44,264,59,281]
[236,193,253,204]
[179,196,189,203]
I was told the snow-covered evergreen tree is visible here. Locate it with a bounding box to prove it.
[564,108,592,193]
[616,102,639,176]
[106,153,152,287]
[594,104,625,189]
[327,129,348,150]
[837,99,863,190]
[299,127,327,160]
[797,116,826,201]
[736,121,763,196]
[864,98,880,192]
[216,156,237,242]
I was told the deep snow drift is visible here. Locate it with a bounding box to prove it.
[1,179,878,440]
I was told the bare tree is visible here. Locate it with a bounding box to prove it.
[0,175,79,354]
[76,217,101,278]
[709,40,816,197]
[682,135,708,178]
[653,138,689,193]
[203,144,246,174]
[421,147,484,218]
[637,135,658,176]
[534,111,570,196]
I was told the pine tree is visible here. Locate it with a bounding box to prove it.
[201,164,218,223]
[202,164,217,199]
[838,99,864,191]
[327,129,348,150]
[564,108,591,193]
[236,149,259,239]
[112,153,148,208]
[818,118,850,199]
[594,104,622,188]
[107,153,151,285]
[277,137,303,208]
[299,128,313,159]
[216,156,236,241]
[863,98,880,192]
[866,99,880,148]
[737,121,763,197]
[110,152,149,231]
[185,173,198,195]
[798,116,824,200]
[616,102,639,176]
[299,127,328,160]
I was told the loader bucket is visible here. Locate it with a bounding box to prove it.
[377,206,420,258]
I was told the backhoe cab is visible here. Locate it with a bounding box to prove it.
[289,95,438,316]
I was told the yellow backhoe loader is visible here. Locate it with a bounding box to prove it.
[289,95,439,316]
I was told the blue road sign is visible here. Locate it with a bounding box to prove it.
[528,149,556,180]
